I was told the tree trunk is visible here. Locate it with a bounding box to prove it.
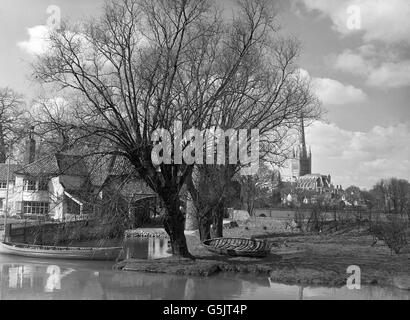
[211,203,224,238]
[0,123,6,164]
[198,215,211,241]
[161,194,192,258]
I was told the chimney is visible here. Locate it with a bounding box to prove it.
[24,126,36,164]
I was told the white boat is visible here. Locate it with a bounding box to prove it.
[0,241,122,261]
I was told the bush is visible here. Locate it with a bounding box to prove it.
[294,209,305,232]
[307,206,327,233]
[370,216,409,254]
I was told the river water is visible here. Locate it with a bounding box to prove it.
[0,238,409,300]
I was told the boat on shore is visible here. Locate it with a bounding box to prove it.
[202,237,271,258]
[0,241,122,261]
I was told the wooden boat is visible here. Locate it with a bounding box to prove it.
[202,237,271,257]
[0,241,122,261]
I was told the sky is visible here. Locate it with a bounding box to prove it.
[0,0,409,189]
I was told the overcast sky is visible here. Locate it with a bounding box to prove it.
[1,0,409,189]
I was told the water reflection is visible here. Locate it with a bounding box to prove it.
[45,266,75,292]
[0,262,409,300]
[124,238,172,260]
[0,262,243,300]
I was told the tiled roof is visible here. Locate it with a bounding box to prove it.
[297,174,331,189]
[15,152,151,194]
[64,189,97,205]
[84,154,155,195]
[0,163,22,180]
[106,175,155,198]
[86,154,136,187]
[15,153,88,177]
[55,153,89,176]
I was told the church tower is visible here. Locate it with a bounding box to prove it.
[298,114,312,176]
[289,113,312,179]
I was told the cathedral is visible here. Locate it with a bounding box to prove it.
[282,114,341,194]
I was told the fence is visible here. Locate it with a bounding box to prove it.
[253,206,410,233]
[255,207,390,219]
[4,219,102,245]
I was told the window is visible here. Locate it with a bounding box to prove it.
[38,179,48,191]
[23,201,50,215]
[0,181,7,189]
[23,179,36,191]
[23,179,49,191]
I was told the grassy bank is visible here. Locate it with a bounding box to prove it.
[115,217,410,288]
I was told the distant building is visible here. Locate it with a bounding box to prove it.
[281,114,312,182]
[295,174,332,193]
[279,114,342,199]
[291,115,312,178]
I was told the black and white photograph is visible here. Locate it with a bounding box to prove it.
[0,0,409,307]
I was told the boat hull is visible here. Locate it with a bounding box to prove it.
[202,237,271,258]
[0,242,122,261]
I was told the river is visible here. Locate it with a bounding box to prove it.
[0,238,409,300]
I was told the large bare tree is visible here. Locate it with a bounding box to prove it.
[31,0,285,257]
[185,24,321,240]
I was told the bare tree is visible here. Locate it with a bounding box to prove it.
[30,95,106,158]
[239,163,279,217]
[344,185,363,206]
[0,87,27,162]
[185,1,321,240]
[371,178,410,218]
[31,0,286,257]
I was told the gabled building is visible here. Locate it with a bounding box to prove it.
[12,153,93,220]
[2,129,156,221]
[0,163,22,214]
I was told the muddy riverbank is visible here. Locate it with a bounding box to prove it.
[114,218,410,289]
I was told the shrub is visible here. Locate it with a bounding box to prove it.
[370,216,409,254]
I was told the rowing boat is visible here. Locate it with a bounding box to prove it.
[0,241,122,261]
[202,237,271,257]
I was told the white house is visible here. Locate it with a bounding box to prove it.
[1,130,155,221]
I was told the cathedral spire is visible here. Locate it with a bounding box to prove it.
[298,112,312,176]
[300,113,307,157]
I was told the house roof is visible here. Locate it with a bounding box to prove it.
[14,151,154,196]
[86,154,136,187]
[105,175,155,199]
[15,153,89,177]
[297,174,331,189]
[64,189,97,205]
[0,164,22,181]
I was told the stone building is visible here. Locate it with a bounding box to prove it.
[280,114,341,196]
[291,115,312,178]
[281,114,312,182]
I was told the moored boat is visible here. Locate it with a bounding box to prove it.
[202,237,271,258]
[0,241,122,261]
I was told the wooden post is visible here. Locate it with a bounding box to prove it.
[5,223,12,242]
[24,220,27,243]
